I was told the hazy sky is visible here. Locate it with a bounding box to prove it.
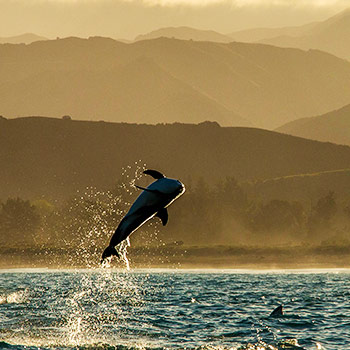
[0,0,348,39]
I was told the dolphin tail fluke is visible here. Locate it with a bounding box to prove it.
[101,245,120,263]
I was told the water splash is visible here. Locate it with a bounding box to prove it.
[61,270,146,347]
[119,161,147,200]
[0,289,29,304]
[119,237,131,270]
[43,160,148,269]
[20,162,158,347]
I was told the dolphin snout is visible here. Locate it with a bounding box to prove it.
[178,182,185,194]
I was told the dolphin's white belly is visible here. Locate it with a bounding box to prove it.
[127,178,184,216]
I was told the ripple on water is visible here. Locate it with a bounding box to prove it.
[0,270,349,350]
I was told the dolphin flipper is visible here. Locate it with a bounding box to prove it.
[136,185,156,192]
[143,169,165,179]
[156,208,168,226]
[135,185,165,196]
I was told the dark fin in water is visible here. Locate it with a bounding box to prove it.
[270,305,284,317]
[143,169,165,179]
[156,208,168,226]
[101,246,120,263]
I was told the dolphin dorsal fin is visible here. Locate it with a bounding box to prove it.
[270,305,284,317]
[156,208,168,226]
[143,169,165,179]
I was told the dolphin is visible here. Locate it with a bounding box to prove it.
[101,169,185,262]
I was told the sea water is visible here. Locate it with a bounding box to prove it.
[0,268,349,350]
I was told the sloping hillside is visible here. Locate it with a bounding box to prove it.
[276,104,350,146]
[1,37,350,128]
[135,26,232,42]
[245,169,350,204]
[2,117,350,200]
[228,22,317,43]
[0,56,245,126]
[258,9,350,60]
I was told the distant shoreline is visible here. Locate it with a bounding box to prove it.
[1,267,350,274]
[1,245,350,270]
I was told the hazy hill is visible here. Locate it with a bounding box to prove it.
[258,9,350,60]
[276,104,350,146]
[0,33,47,44]
[135,26,232,42]
[0,56,245,126]
[228,22,317,43]
[1,37,350,128]
[2,117,350,200]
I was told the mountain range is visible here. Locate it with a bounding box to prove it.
[1,37,350,128]
[135,26,232,43]
[237,8,350,61]
[1,117,350,201]
[135,23,316,46]
[137,8,350,61]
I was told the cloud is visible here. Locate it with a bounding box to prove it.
[136,0,350,7]
[6,0,349,5]
[232,0,348,6]
[139,0,223,6]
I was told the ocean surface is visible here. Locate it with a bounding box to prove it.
[0,268,349,350]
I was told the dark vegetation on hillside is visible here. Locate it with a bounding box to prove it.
[2,117,350,201]
[1,174,350,255]
[1,117,350,267]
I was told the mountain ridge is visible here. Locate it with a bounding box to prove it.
[135,26,233,42]
[257,8,350,60]
[228,22,318,43]
[1,36,350,128]
[276,104,350,146]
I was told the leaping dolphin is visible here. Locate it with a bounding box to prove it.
[101,169,185,262]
